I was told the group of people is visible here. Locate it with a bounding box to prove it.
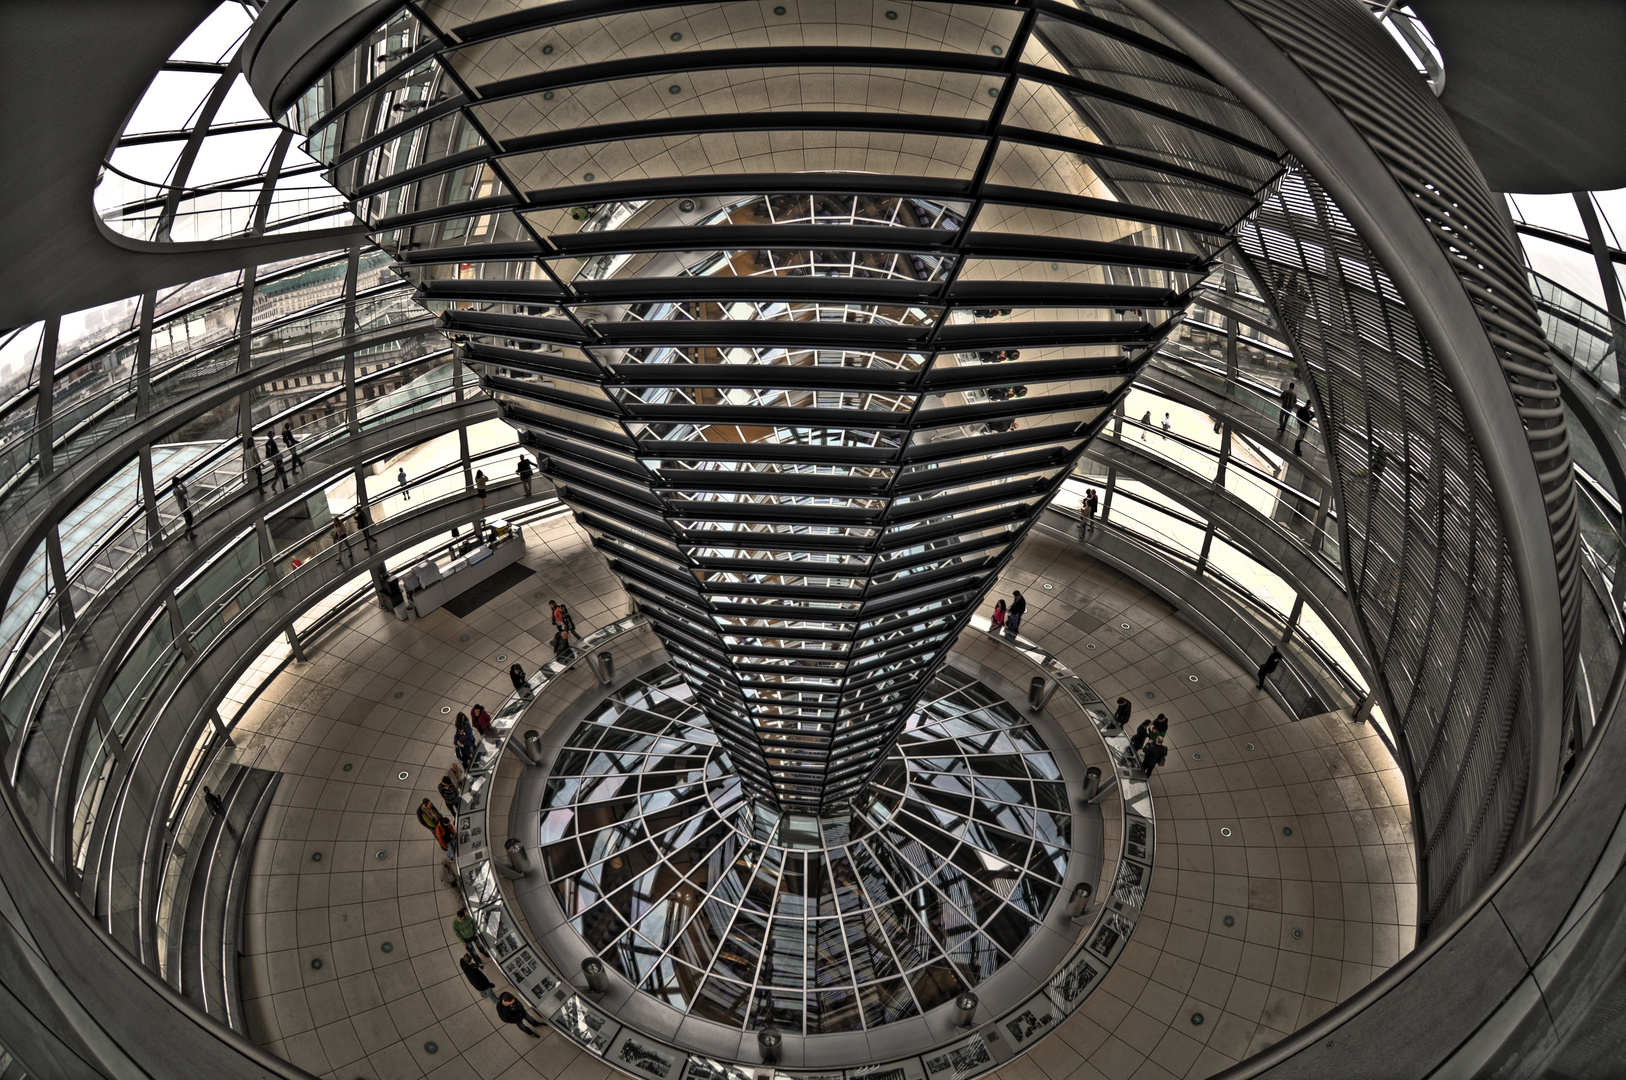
[547,600,578,660]
[1276,381,1316,455]
[1112,698,1171,777]
[453,908,549,1037]
[988,590,1027,637]
[246,420,304,496]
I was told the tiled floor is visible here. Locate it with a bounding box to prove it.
[231,518,1414,1080]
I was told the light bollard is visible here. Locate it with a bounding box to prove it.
[582,956,610,994]
[504,838,531,874]
[1028,677,1047,710]
[952,992,978,1028]
[1067,882,1093,919]
[1084,765,1101,802]
[524,729,543,762]
[598,651,614,684]
[757,1028,782,1064]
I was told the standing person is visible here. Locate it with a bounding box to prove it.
[517,456,534,497]
[1370,442,1388,479]
[470,704,492,735]
[454,718,476,773]
[1152,713,1170,742]
[354,505,375,551]
[1131,716,1155,753]
[416,798,444,834]
[439,773,462,817]
[474,469,488,510]
[496,992,545,1038]
[435,817,458,856]
[461,951,500,1003]
[247,438,264,496]
[203,784,225,819]
[398,465,411,500]
[1141,736,1168,778]
[281,420,303,472]
[1006,590,1027,636]
[549,601,563,630]
[557,603,577,636]
[1293,400,1314,456]
[1277,381,1296,436]
[990,598,1007,631]
[1113,697,1132,729]
[510,663,531,698]
[552,628,573,660]
[265,435,287,492]
[170,476,195,541]
[453,907,489,958]
[1081,488,1098,536]
[1256,647,1283,690]
[331,515,351,566]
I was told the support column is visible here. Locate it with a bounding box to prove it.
[35,318,57,479]
[137,445,163,540]
[1574,193,1626,400]
[44,528,73,631]
[133,290,156,419]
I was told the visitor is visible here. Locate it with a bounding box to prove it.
[416,798,444,834]
[438,774,461,817]
[1256,648,1283,690]
[1277,381,1296,436]
[354,505,375,550]
[1006,590,1026,636]
[510,663,531,698]
[1113,698,1132,729]
[281,420,302,472]
[517,456,534,497]
[265,435,287,492]
[171,476,195,541]
[990,598,1006,630]
[475,469,488,511]
[461,952,499,1003]
[1141,736,1168,778]
[496,992,544,1038]
[398,465,410,499]
[452,907,489,958]
[470,704,492,735]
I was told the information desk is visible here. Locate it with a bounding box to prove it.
[396,523,525,617]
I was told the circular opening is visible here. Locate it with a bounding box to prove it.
[1292,928,1304,940]
[1086,643,1096,650]
[987,88,999,98]
[542,44,554,54]
[670,31,683,40]
[1188,675,1199,682]
[498,654,507,663]
[1219,827,1231,836]
[584,172,595,182]
[885,10,898,19]
[1120,622,1131,630]
[311,958,323,970]
[311,851,323,862]
[1245,743,1255,751]
[1223,915,1235,927]
[1145,691,1155,699]
[991,45,1004,55]
[679,199,695,212]
[393,691,403,699]
[459,634,469,643]
[543,91,554,100]
[441,706,451,714]
[669,84,682,94]
[425,1041,439,1054]
[376,849,389,860]
[1191,1013,1204,1026]
[1042,583,1052,590]
[343,763,353,771]
[1282,826,1294,836]
[398,771,409,780]
[1193,752,1203,760]
[774,4,786,12]
[382,942,394,953]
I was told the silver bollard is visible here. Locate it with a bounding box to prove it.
[1084,766,1101,802]
[505,838,531,875]
[598,650,614,684]
[757,1028,782,1064]
[525,729,543,762]
[952,992,978,1028]
[1028,676,1046,710]
[582,956,610,994]
[1066,882,1093,919]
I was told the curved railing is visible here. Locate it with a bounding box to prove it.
[452,616,1156,1079]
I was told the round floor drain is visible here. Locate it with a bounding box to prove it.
[1245,743,1255,751]
[1146,691,1155,699]
[1086,643,1096,650]
[1292,927,1304,940]
[1191,1013,1204,1026]
[459,635,469,642]
[1220,827,1231,836]
[1120,622,1131,630]
[1193,752,1202,761]
[425,1041,439,1054]
[1042,583,1052,590]
[1223,915,1235,927]
[1188,675,1199,682]
[497,654,507,662]
[343,763,353,771]
[441,706,451,714]
[398,771,409,780]
[376,849,388,861]
[393,691,403,699]
[381,942,394,953]
[1282,826,1294,836]
[310,958,323,970]
[311,851,323,862]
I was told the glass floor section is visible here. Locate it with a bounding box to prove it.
[540,662,1072,1035]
